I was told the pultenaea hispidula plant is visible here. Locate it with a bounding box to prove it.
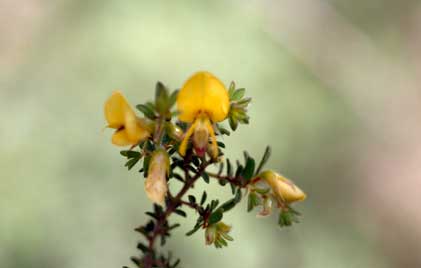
[103,71,306,268]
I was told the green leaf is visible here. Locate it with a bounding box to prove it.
[218,178,227,186]
[186,221,202,236]
[235,164,244,179]
[155,81,169,112]
[231,88,245,101]
[255,146,272,176]
[217,125,230,136]
[125,157,140,170]
[169,90,179,108]
[219,190,242,212]
[226,159,233,177]
[217,141,225,148]
[230,183,236,194]
[145,211,158,219]
[208,210,223,225]
[168,223,181,230]
[242,156,255,181]
[188,195,196,204]
[131,257,141,266]
[201,172,210,184]
[228,116,238,131]
[234,188,242,203]
[192,156,200,167]
[142,155,151,177]
[174,209,187,217]
[217,162,224,176]
[136,104,156,119]
[171,259,181,268]
[126,150,141,158]
[210,199,219,210]
[200,191,207,205]
[171,173,184,182]
[136,242,149,253]
[219,198,236,212]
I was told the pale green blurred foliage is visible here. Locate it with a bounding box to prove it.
[2,1,420,268]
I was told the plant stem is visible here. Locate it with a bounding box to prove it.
[206,172,243,186]
[144,159,212,268]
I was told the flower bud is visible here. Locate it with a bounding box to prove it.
[166,123,183,141]
[144,149,170,205]
[205,222,233,247]
[258,170,306,204]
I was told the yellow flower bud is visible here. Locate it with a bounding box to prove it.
[176,71,230,158]
[166,123,183,141]
[259,170,306,204]
[104,91,151,146]
[144,150,170,205]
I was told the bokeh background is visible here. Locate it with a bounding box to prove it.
[2,1,421,267]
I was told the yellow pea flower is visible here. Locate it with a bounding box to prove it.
[104,91,151,146]
[177,71,230,158]
[144,149,170,205]
[259,170,306,204]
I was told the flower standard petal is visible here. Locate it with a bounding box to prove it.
[104,91,131,129]
[177,71,230,123]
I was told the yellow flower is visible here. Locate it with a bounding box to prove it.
[177,71,230,158]
[259,170,306,204]
[104,91,151,146]
[144,149,170,205]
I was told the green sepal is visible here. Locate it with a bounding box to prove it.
[231,88,245,101]
[278,207,301,227]
[247,192,261,212]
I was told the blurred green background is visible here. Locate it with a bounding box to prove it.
[2,1,421,267]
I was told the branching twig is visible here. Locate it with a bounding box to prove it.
[143,159,212,268]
